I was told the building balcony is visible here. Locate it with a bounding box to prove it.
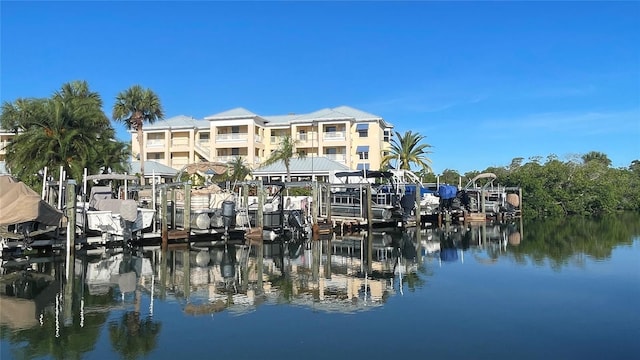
[214,155,245,163]
[324,154,346,163]
[146,139,165,147]
[323,131,346,141]
[270,135,287,144]
[216,133,249,142]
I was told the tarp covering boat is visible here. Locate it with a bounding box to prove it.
[438,185,458,200]
[0,175,63,226]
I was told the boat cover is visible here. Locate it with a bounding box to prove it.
[438,185,458,200]
[0,175,63,226]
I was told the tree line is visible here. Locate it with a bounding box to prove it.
[419,153,640,218]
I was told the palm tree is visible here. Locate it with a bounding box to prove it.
[581,151,612,167]
[112,85,164,185]
[381,130,433,172]
[227,156,252,184]
[262,135,305,182]
[1,81,118,185]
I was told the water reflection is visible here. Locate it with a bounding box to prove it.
[1,214,638,358]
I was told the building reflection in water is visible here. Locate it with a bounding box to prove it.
[0,221,523,357]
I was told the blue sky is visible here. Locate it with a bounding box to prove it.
[1,1,638,174]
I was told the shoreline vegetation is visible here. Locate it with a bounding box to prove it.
[2,81,639,219]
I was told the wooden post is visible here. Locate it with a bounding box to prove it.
[65,179,77,250]
[312,181,319,225]
[257,181,264,228]
[184,182,191,234]
[242,183,249,212]
[170,188,176,229]
[415,189,421,227]
[518,187,523,216]
[242,183,249,228]
[481,190,486,220]
[323,183,331,223]
[161,187,168,250]
[366,183,373,232]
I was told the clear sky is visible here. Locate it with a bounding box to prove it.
[1,1,638,174]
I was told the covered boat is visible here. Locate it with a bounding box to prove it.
[0,175,63,240]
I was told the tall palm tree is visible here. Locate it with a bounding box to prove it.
[112,85,164,185]
[262,135,305,182]
[381,130,433,173]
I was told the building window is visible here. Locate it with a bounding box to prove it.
[200,133,209,141]
[326,126,336,133]
[356,145,369,160]
[356,123,369,137]
[231,148,240,156]
[356,163,370,170]
[384,129,391,142]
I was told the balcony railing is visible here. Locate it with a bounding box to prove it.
[216,133,248,142]
[270,135,287,144]
[254,134,263,143]
[297,133,318,142]
[215,155,245,163]
[323,131,346,141]
[170,139,190,147]
[146,139,165,147]
[324,154,346,163]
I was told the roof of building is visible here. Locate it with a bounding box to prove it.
[253,156,349,174]
[141,105,393,130]
[143,115,208,130]
[128,160,178,177]
[204,107,259,120]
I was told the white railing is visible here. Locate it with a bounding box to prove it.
[146,139,165,147]
[254,134,263,143]
[297,133,318,142]
[323,131,345,141]
[270,135,288,144]
[215,155,240,163]
[170,140,190,147]
[216,133,248,142]
[324,154,346,163]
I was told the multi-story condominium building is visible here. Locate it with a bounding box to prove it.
[133,106,394,173]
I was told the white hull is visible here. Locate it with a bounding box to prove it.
[77,202,155,241]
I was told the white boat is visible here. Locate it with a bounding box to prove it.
[78,174,155,243]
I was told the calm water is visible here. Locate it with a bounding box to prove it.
[1,215,639,360]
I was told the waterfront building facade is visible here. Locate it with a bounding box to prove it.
[132,106,394,174]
